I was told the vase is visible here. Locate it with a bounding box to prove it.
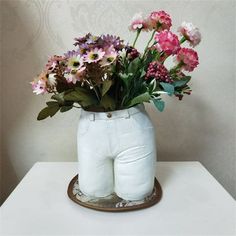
[77,104,156,201]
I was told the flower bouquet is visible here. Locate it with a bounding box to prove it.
[31,10,201,208]
[31,11,200,118]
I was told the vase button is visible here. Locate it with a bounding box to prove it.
[107,112,112,118]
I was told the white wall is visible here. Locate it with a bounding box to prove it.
[1,0,235,204]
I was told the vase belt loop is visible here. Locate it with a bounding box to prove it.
[125,110,131,119]
[89,113,95,121]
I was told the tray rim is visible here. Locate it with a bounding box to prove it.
[67,174,162,212]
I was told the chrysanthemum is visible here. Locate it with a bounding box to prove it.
[84,48,105,63]
[178,22,201,47]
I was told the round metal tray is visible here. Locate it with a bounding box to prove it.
[67,174,162,212]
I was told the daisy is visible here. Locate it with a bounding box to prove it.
[67,53,84,72]
[47,73,57,86]
[64,67,86,84]
[31,79,47,95]
[84,48,105,63]
[100,47,117,66]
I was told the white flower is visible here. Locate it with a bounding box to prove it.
[178,22,201,47]
[100,50,117,67]
[67,54,84,71]
[47,73,57,86]
[128,13,151,31]
[84,48,105,63]
[64,67,85,84]
[31,79,47,95]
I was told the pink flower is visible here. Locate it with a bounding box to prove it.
[64,67,86,84]
[84,48,105,63]
[129,13,152,31]
[100,46,118,67]
[176,48,199,72]
[154,30,180,55]
[146,61,173,83]
[31,75,47,95]
[149,11,172,31]
[46,55,65,73]
[178,22,201,47]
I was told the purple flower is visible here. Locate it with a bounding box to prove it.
[101,34,124,50]
[64,50,80,58]
[74,33,92,46]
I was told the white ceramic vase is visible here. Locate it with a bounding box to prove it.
[77,104,156,201]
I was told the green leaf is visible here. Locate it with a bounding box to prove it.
[140,68,146,78]
[64,88,97,107]
[119,72,133,88]
[173,76,191,88]
[51,92,65,105]
[60,105,73,113]
[128,57,140,74]
[153,99,165,112]
[101,79,112,96]
[100,94,116,110]
[37,105,60,120]
[128,92,151,107]
[160,82,175,95]
[46,101,59,107]
[144,50,155,69]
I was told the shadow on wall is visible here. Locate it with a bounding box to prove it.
[0,1,47,205]
[146,95,213,162]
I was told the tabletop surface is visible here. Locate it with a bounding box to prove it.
[0,161,235,236]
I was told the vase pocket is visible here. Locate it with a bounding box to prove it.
[130,111,154,131]
[78,118,91,135]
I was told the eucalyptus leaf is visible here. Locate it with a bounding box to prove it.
[128,92,151,107]
[173,76,191,88]
[153,99,165,112]
[160,82,175,95]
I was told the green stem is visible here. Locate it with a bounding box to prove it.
[170,61,184,74]
[132,29,141,47]
[145,30,156,51]
[143,30,156,57]
[180,36,186,44]
[88,79,100,101]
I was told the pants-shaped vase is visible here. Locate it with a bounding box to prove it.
[77,104,156,201]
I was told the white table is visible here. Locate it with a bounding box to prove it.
[0,162,235,236]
